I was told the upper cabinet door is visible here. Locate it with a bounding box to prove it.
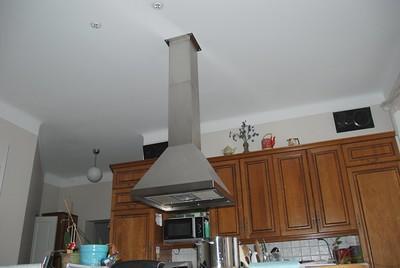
[113,163,153,189]
[342,137,400,167]
[347,162,400,268]
[307,146,356,233]
[240,155,280,239]
[209,159,244,238]
[273,150,317,236]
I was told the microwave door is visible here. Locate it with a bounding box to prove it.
[164,218,195,241]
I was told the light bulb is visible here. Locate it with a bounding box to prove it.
[87,166,103,183]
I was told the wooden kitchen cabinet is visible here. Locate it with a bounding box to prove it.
[209,159,244,238]
[110,161,160,260]
[347,162,400,268]
[307,146,357,234]
[112,187,150,211]
[240,155,280,239]
[110,209,157,261]
[112,160,155,189]
[273,150,317,236]
[109,132,399,253]
[341,136,400,167]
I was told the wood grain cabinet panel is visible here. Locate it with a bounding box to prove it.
[342,138,399,167]
[110,209,155,261]
[273,150,317,236]
[347,162,400,268]
[113,163,154,189]
[240,155,280,238]
[112,187,150,211]
[307,146,356,233]
[209,160,244,238]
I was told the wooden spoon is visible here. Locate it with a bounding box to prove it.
[255,240,263,262]
[239,245,249,268]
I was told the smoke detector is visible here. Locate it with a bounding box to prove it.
[90,22,102,29]
[153,2,163,9]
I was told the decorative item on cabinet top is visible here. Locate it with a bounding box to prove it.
[223,146,236,156]
[287,138,300,146]
[229,120,259,153]
[261,133,276,149]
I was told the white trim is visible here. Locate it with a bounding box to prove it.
[0,144,9,196]
[0,99,41,135]
[143,92,385,144]
[44,171,113,188]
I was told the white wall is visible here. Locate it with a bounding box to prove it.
[0,117,38,265]
[40,178,113,234]
[18,145,44,263]
[201,104,393,157]
[40,183,60,214]
[56,181,112,232]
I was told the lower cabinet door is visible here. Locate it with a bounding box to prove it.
[110,209,155,261]
[274,150,318,236]
[348,162,400,268]
[240,155,280,238]
[209,159,244,238]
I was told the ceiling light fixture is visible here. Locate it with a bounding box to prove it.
[152,2,163,9]
[87,148,103,183]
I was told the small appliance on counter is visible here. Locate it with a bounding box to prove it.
[164,261,193,268]
[163,212,210,243]
[195,240,211,268]
[210,236,240,268]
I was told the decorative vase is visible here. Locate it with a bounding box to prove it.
[243,141,249,153]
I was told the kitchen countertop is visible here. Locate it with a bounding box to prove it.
[301,263,368,268]
[249,262,369,268]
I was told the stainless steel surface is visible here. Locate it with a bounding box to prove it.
[196,240,211,268]
[131,33,234,211]
[163,261,193,268]
[210,236,239,268]
[166,33,201,148]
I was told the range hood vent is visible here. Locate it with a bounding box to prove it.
[132,33,234,211]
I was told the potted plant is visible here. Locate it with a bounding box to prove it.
[229,121,259,153]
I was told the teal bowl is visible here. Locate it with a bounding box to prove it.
[79,244,108,265]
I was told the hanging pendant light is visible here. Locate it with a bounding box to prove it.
[87,148,103,183]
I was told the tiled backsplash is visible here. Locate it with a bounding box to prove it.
[169,235,360,266]
[171,248,197,265]
[248,235,360,262]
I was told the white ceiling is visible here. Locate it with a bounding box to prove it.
[0,0,400,181]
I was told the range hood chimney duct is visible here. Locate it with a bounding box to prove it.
[131,33,234,211]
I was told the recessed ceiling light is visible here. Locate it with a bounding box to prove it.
[90,22,102,29]
[153,2,163,9]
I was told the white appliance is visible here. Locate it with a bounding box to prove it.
[30,216,57,263]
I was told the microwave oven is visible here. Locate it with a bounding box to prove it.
[163,216,210,243]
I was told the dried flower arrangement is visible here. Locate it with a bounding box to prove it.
[229,121,259,153]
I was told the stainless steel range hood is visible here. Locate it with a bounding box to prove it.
[132,33,234,211]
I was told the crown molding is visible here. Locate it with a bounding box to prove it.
[0,99,41,135]
[142,92,385,145]
[44,171,113,188]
